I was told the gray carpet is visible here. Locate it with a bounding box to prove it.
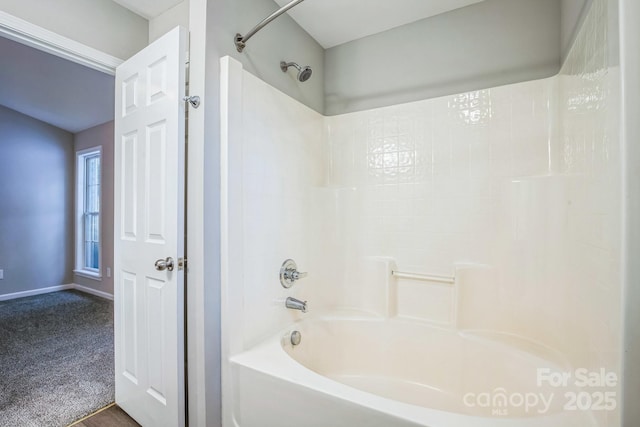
[0,290,114,427]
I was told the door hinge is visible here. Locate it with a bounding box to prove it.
[183,96,200,108]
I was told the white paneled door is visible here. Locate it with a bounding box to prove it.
[114,26,186,427]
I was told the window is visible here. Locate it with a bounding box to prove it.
[75,147,101,279]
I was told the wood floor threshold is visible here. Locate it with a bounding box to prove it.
[68,404,140,426]
[67,403,116,426]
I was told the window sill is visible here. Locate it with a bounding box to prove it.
[74,270,102,281]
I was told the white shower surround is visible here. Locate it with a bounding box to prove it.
[221,1,621,425]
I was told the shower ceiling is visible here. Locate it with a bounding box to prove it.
[111,0,484,48]
[273,0,485,48]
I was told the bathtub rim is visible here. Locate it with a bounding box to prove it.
[229,312,596,427]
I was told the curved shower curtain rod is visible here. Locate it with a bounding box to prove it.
[234,0,306,52]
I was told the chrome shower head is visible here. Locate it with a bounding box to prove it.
[297,66,313,82]
[280,61,312,82]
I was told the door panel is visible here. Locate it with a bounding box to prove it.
[121,132,138,240]
[114,26,186,427]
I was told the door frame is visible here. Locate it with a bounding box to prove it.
[0,10,208,426]
[0,11,122,74]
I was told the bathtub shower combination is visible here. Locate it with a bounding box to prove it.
[221,0,622,426]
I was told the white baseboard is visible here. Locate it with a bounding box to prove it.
[72,283,114,300]
[0,284,74,301]
[0,283,114,301]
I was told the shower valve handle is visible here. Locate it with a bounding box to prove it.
[289,270,307,281]
[280,259,307,288]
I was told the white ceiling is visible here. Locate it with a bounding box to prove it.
[112,0,485,48]
[111,0,183,19]
[274,0,485,48]
[0,37,114,133]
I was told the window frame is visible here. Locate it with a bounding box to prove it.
[74,146,102,280]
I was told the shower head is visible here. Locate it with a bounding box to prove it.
[297,66,313,82]
[280,61,313,82]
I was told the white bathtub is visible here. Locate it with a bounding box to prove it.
[229,313,596,427]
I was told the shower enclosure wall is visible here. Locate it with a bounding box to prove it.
[221,0,622,425]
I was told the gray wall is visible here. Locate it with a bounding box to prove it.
[0,0,148,59]
[324,0,561,115]
[0,105,74,296]
[621,0,640,424]
[149,0,189,43]
[73,121,114,295]
[207,0,324,113]
[561,0,593,60]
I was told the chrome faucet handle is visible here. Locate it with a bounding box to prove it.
[280,259,308,288]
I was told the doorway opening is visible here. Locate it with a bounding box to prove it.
[0,33,118,425]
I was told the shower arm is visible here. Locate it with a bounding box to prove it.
[235,0,305,53]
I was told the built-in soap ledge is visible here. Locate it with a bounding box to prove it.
[378,259,456,324]
[386,260,496,327]
[348,258,492,327]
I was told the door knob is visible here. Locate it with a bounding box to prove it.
[155,257,175,272]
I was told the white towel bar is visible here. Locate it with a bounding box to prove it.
[391,270,455,284]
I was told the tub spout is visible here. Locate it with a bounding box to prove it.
[285,297,307,313]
